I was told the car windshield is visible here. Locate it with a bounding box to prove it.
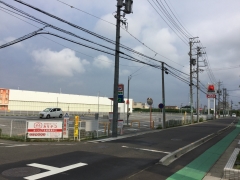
[43,108,51,112]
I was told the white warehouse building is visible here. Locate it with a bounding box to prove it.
[0,88,133,114]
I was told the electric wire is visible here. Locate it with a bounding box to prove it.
[1,0,204,88]
[56,0,183,66]
[155,0,190,39]
[147,0,188,45]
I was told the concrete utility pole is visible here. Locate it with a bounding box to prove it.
[217,81,222,118]
[223,88,226,117]
[189,37,198,124]
[112,0,133,137]
[112,2,121,137]
[196,47,200,123]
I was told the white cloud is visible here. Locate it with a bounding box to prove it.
[0,36,23,48]
[31,48,89,77]
[93,55,113,69]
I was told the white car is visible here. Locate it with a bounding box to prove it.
[232,113,236,117]
[39,108,63,119]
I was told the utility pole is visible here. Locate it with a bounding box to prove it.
[196,47,200,123]
[127,75,131,126]
[162,62,166,129]
[189,37,199,124]
[223,88,226,117]
[217,81,222,118]
[112,0,133,137]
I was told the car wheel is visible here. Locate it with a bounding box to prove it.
[59,114,63,118]
[46,114,50,119]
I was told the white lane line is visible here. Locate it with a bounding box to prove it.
[25,162,87,180]
[122,146,170,154]
[5,144,29,147]
[0,124,6,126]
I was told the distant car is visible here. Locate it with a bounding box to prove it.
[232,113,236,117]
[39,108,63,119]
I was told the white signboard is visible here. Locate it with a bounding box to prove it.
[27,121,62,138]
[63,114,69,138]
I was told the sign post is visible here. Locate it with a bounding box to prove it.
[207,84,216,119]
[63,113,69,139]
[158,103,164,128]
[147,98,153,129]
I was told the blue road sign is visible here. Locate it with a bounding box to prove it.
[158,103,164,109]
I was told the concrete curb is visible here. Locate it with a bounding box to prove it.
[159,122,234,166]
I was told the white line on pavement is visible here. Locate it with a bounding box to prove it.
[122,145,170,154]
[25,162,87,180]
[0,124,6,126]
[5,144,29,147]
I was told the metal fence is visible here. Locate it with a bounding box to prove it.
[0,118,118,141]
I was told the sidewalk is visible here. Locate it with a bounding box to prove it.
[167,120,240,180]
[203,134,240,180]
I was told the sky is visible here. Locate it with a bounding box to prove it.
[0,0,240,109]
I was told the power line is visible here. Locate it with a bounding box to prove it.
[56,0,182,66]
[0,8,140,68]
[147,0,188,45]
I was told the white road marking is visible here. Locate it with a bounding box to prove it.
[0,124,6,126]
[5,144,29,147]
[122,146,170,154]
[24,162,87,180]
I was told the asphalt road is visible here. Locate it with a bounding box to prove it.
[0,117,236,180]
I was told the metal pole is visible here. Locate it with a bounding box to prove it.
[112,2,121,137]
[98,92,99,115]
[127,75,131,126]
[162,62,166,129]
[197,47,199,123]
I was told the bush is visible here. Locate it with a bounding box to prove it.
[199,117,203,122]
[156,125,162,129]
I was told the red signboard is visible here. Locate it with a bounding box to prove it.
[207,94,216,98]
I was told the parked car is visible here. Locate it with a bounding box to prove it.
[232,113,236,117]
[39,108,63,119]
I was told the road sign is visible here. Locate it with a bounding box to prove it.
[147,98,153,106]
[158,103,164,109]
[207,94,216,98]
[64,112,69,117]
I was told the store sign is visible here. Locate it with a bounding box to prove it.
[118,84,124,103]
[74,116,79,138]
[27,121,62,138]
[63,115,69,138]
[207,94,216,98]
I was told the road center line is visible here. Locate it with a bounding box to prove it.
[122,146,170,154]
